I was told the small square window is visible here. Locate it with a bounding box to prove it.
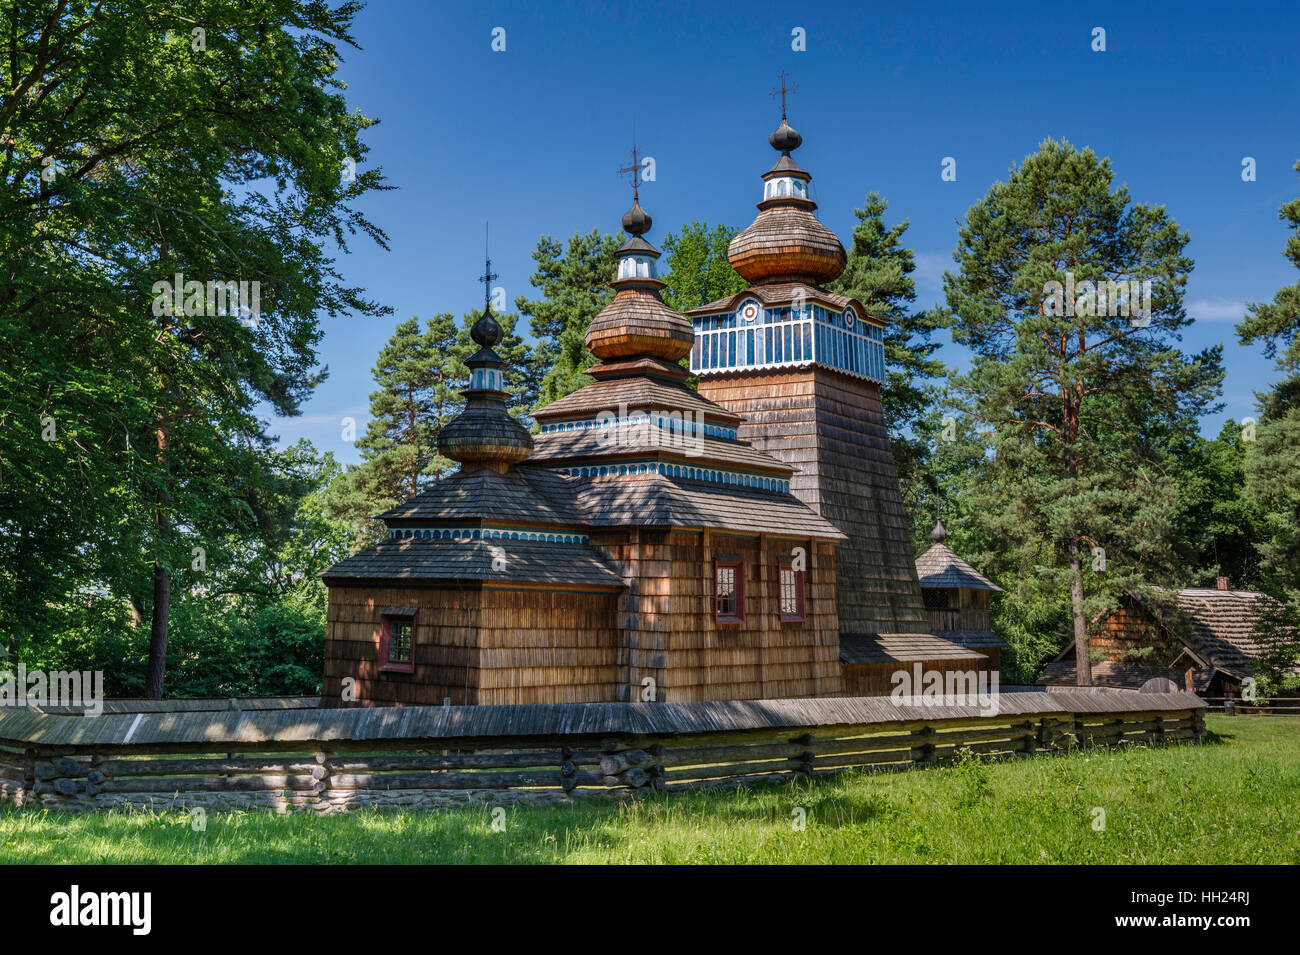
[379,615,416,673]
[715,560,744,624]
[778,559,806,622]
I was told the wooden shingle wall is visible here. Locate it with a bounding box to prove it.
[589,530,843,703]
[323,585,622,707]
[699,367,931,637]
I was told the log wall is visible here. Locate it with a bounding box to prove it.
[0,691,1206,814]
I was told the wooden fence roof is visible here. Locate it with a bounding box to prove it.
[0,691,1204,751]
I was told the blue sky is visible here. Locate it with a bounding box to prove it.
[280,0,1300,464]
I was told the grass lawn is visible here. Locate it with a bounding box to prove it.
[2,714,1296,864]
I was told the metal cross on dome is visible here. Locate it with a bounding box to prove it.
[771,69,797,119]
[478,224,498,311]
[618,143,644,199]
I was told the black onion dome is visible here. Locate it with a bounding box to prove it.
[769,118,802,153]
[930,519,948,543]
[621,198,652,236]
[471,307,503,348]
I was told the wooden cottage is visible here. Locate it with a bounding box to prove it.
[1036,579,1282,695]
[320,109,1001,706]
[913,519,1004,675]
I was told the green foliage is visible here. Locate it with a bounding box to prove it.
[325,309,534,547]
[1247,595,1300,697]
[1238,159,1300,417]
[517,230,621,408]
[829,192,947,445]
[1168,418,1261,587]
[0,0,391,693]
[660,222,746,312]
[1236,163,1300,597]
[938,139,1224,681]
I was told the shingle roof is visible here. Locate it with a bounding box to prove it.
[1169,588,1279,678]
[839,633,988,665]
[531,375,740,427]
[530,427,796,476]
[573,473,846,539]
[934,629,1007,649]
[914,543,1003,592]
[688,282,865,318]
[727,206,846,285]
[320,537,624,589]
[378,467,584,527]
[1036,659,1186,691]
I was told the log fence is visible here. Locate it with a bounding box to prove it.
[0,690,1206,814]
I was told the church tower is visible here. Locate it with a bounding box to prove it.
[688,103,931,639]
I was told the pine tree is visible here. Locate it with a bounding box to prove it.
[942,140,1224,685]
[517,230,621,408]
[1237,160,1300,599]
[329,315,463,544]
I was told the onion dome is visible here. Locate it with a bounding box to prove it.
[437,304,533,469]
[585,196,695,362]
[727,116,846,286]
[621,198,652,236]
[930,518,948,543]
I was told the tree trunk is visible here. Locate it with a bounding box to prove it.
[145,419,170,699]
[144,558,170,698]
[1069,537,1092,686]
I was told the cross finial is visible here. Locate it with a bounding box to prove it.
[478,222,498,312]
[771,69,797,120]
[618,143,644,200]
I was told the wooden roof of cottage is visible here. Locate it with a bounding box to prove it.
[1036,659,1190,691]
[1168,588,1277,677]
[839,633,988,665]
[1038,586,1289,687]
[320,537,624,590]
[933,629,1007,650]
[914,542,1003,592]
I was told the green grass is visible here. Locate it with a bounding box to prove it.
[3,714,1296,864]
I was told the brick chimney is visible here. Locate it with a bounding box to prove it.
[1216,576,1230,591]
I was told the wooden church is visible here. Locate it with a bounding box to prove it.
[320,106,993,706]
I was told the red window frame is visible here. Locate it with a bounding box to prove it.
[378,614,416,673]
[778,558,806,622]
[714,559,745,624]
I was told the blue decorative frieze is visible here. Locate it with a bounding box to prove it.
[691,303,885,382]
[390,527,590,544]
[539,412,737,442]
[555,459,790,494]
